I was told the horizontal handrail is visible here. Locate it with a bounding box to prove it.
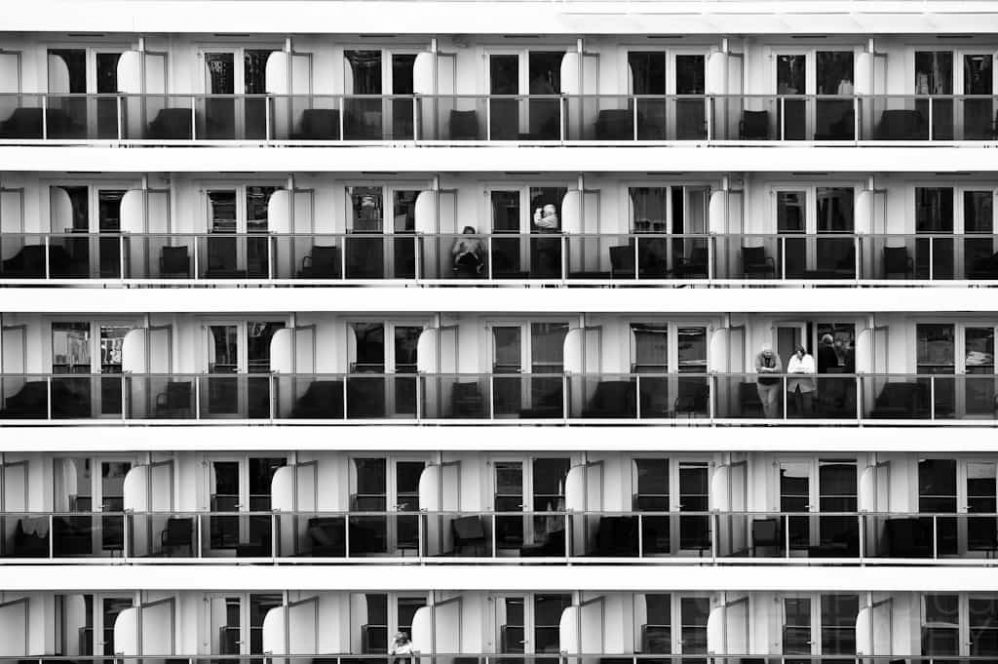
[3,92,998,143]
[0,372,995,423]
[2,508,996,562]
[4,231,998,283]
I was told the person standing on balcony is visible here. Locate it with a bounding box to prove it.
[755,342,783,419]
[787,344,817,418]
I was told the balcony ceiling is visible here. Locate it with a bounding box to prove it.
[4,1,998,35]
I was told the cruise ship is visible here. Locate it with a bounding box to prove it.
[0,1,997,663]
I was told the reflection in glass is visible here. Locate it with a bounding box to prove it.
[916,187,955,279]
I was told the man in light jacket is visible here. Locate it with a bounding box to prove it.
[755,342,783,419]
[787,344,817,417]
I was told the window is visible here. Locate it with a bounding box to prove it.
[350,186,384,233]
[922,594,960,656]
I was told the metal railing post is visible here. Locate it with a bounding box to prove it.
[784,513,790,558]
[194,375,202,419]
[44,235,51,278]
[48,513,54,559]
[853,95,860,141]
[780,236,786,279]
[711,512,718,562]
[267,235,274,279]
[637,513,644,558]
[928,96,934,140]
[265,95,272,143]
[412,94,420,141]
[119,234,126,279]
[196,513,203,558]
[41,94,48,140]
[858,513,866,563]
[930,375,936,420]
[929,235,934,280]
[123,510,131,561]
[706,96,714,141]
[117,95,124,141]
[271,512,278,563]
[46,375,53,420]
[559,96,566,144]
[193,234,200,279]
[782,375,788,421]
[932,514,938,558]
[190,96,197,140]
[485,96,492,141]
[121,373,128,422]
[635,375,642,420]
[779,97,786,141]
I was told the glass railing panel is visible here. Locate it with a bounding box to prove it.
[419,374,491,419]
[121,94,195,140]
[197,374,273,419]
[194,94,270,141]
[0,94,46,139]
[272,95,344,141]
[344,373,418,419]
[713,374,857,420]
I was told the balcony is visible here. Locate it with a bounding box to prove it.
[0,372,995,424]
[2,93,997,144]
[1,509,995,563]
[3,233,998,285]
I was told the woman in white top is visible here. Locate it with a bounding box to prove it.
[786,344,816,417]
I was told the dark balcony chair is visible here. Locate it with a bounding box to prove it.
[807,528,860,558]
[450,381,485,417]
[609,245,636,279]
[451,515,487,555]
[349,518,388,555]
[295,109,341,140]
[0,107,79,139]
[299,245,342,279]
[876,109,925,140]
[582,380,637,418]
[160,517,194,556]
[672,246,709,278]
[594,515,639,556]
[147,107,193,140]
[12,517,49,557]
[155,381,193,418]
[307,516,346,556]
[869,382,926,419]
[1,244,80,278]
[883,246,913,279]
[292,380,345,418]
[518,380,565,419]
[741,245,776,278]
[673,382,709,419]
[0,381,49,419]
[966,251,998,280]
[814,110,855,141]
[641,625,671,653]
[160,245,191,278]
[883,518,932,558]
[346,376,387,418]
[739,110,769,139]
[52,515,93,555]
[519,525,566,557]
[0,107,45,138]
[596,109,634,140]
[449,109,479,140]
[751,517,780,556]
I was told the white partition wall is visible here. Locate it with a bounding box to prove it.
[560,595,603,664]
[0,597,28,655]
[263,596,319,664]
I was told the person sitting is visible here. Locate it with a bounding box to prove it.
[389,631,414,664]
[451,225,485,276]
[533,203,560,232]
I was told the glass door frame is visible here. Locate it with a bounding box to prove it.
[198,44,281,139]
[772,46,859,140]
[629,456,712,555]
[202,318,288,417]
[486,319,572,416]
[50,318,137,418]
[341,47,421,139]
[774,457,859,554]
[491,455,574,552]
[343,180,431,279]
[203,182,283,277]
[771,183,859,277]
[46,44,129,139]
[917,457,998,556]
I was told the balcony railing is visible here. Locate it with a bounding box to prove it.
[11,656,992,664]
[2,509,995,563]
[3,232,998,284]
[2,93,997,144]
[0,372,995,424]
